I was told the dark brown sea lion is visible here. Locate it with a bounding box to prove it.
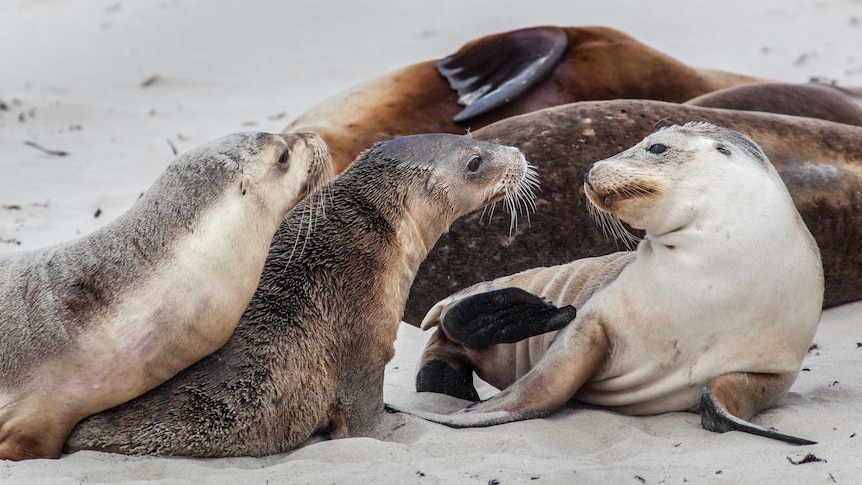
[0,132,332,461]
[403,100,862,323]
[686,81,862,126]
[284,25,764,173]
[64,134,538,457]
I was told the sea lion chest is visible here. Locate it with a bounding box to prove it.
[576,225,821,414]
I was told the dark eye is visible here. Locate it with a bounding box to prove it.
[647,144,667,155]
[278,149,290,166]
[467,155,482,172]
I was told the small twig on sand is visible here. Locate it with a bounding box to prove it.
[140,75,161,88]
[23,141,68,157]
[167,139,178,155]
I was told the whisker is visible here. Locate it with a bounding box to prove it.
[585,196,640,249]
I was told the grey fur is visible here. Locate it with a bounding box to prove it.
[0,131,331,460]
[0,134,250,387]
[65,133,535,457]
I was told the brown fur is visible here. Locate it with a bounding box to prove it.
[64,134,535,457]
[284,25,764,172]
[404,100,862,323]
[686,81,862,125]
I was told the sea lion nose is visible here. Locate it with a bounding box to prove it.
[584,163,595,189]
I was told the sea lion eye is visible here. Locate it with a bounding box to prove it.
[467,155,483,172]
[647,144,667,155]
[278,149,290,166]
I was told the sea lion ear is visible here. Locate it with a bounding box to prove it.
[425,174,437,195]
[241,174,251,196]
[437,26,568,123]
[715,143,732,156]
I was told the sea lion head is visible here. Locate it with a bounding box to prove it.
[351,134,539,236]
[211,131,332,223]
[583,122,779,240]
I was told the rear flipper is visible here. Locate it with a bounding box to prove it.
[439,287,577,347]
[385,401,550,428]
[700,372,816,445]
[437,26,569,123]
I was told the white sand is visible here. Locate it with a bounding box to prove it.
[1,0,860,483]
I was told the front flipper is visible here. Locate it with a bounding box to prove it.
[437,26,568,123]
[700,372,816,445]
[405,318,608,428]
[440,287,577,348]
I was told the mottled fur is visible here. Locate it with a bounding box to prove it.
[65,133,536,457]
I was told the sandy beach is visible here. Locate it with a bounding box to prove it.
[1,1,860,483]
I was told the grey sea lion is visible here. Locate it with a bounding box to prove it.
[403,99,862,323]
[64,133,538,457]
[0,132,332,460]
[284,25,764,173]
[405,123,823,445]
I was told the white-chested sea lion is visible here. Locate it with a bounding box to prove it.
[284,25,764,172]
[63,133,538,457]
[404,99,862,323]
[400,123,824,445]
[0,132,332,460]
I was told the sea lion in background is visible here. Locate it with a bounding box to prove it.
[284,25,764,172]
[65,134,538,457]
[686,81,862,126]
[404,123,823,445]
[403,100,862,323]
[0,132,332,461]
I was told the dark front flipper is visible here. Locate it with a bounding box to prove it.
[700,373,816,445]
[437,26,568,123]
[416,359,480,402]
[441,287,576,348]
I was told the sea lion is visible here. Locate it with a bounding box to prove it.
[403,123,824,445]
[0,131,332,461]
[403,99,862,323]
[284,25,764,173]
[686,81,862,126]
[64,133,538,457]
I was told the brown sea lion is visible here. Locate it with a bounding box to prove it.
[284,25,764,173]
[403,99,862,323]
[400,123,823,445]
[0,132,332,460]
[686,81,862,126]
[64,133,538,457]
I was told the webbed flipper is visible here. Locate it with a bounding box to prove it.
[440,287,576,348]
[437,26,568,123]
[700,373,816,445]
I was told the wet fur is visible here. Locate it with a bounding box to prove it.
[65,134,534,457]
